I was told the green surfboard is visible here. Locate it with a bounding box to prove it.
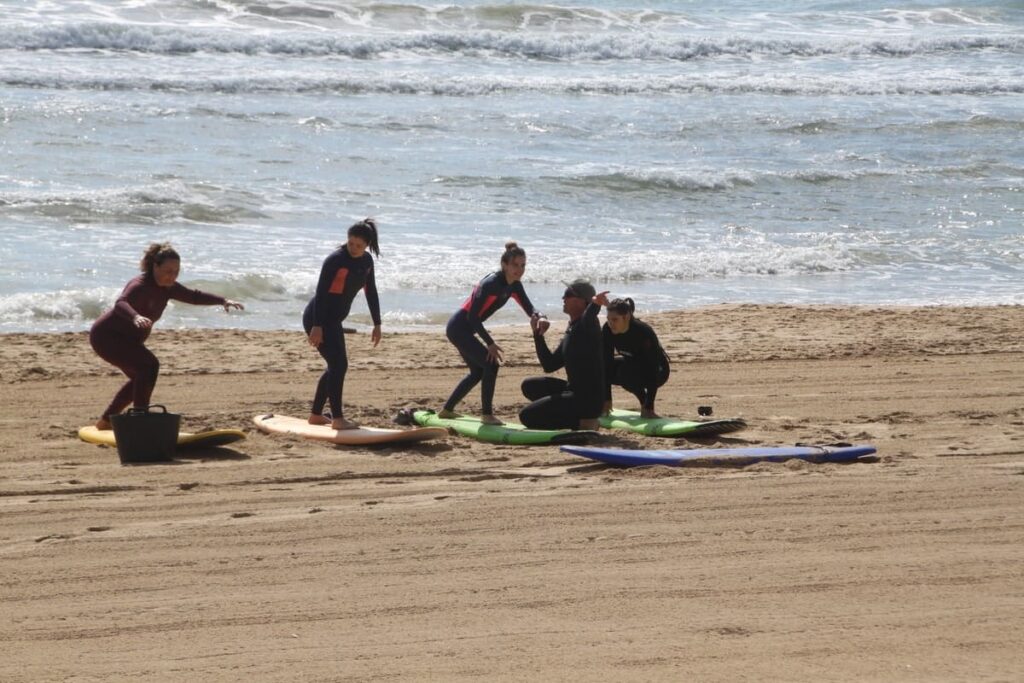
[410,410,597,445]
[598,409,746,438]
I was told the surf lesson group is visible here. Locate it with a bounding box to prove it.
[87,217,675,442]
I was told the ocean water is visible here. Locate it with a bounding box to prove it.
[1,0,1021,333]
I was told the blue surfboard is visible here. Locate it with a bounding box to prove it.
[560,444,876,467]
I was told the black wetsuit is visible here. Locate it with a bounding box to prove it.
[519,302,605,430]
[603,318,670,411]
[90,274,226,419]
[443,271,537,415]
[302,246,381,418]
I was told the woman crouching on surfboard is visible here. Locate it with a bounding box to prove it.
[89,243,244,430]
[304,218,382,430]
[595,294,670,419]
[440,241,543,425]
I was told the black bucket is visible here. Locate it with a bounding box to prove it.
[110,405,180,464]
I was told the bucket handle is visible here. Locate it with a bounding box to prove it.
[125,404,170,416]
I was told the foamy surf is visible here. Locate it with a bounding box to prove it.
[2,0,1021,332]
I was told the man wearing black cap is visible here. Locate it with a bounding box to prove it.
[519,278,606,430]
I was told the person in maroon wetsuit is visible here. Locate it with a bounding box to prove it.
[89,243,244,430]
[303,219,382,430]
[439,242,543,425]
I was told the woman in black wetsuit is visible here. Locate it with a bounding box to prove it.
[595,294,670,419]
[440,242,542,425]
[303,219,382,430]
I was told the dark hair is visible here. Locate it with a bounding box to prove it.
[346,218,380,257]
[140,242,179,275]
[501,241,526,266]
[606,297,635,317]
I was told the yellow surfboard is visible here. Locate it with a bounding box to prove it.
[78,426,247,449]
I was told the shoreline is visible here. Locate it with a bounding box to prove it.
[5,303,1022,386]
[5,300,1022,337]
[3,302,1023,680]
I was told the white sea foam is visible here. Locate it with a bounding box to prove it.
[2,24,1020,60]
[4,71,1022,97]
[0,182,268,224]
[0,288,116,327]
[2,0,1021,332]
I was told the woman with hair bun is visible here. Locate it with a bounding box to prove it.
[303,218,383,430]
[89,243,244,430]
[439,241,542,425]
[594,293,670,419]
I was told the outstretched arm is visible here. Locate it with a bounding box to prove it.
[511,281,540,318]
[169,282,236,308]
[363,261,382,348]
[531,320,563,373]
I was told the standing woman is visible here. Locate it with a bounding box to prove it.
[440,242,542,425]
[596,294,670,419]
[90,243,244,429]
[304,218,382,430]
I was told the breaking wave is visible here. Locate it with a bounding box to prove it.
[5,72,1022,97]
[2,24,1021,60]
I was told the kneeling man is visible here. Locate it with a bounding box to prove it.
[519,279,605,431]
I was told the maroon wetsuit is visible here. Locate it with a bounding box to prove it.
[90,274,226,419]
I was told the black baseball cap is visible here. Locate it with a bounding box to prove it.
[562,279,596,301]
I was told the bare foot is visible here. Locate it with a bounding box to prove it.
[308,414,331,426]
[577,418,600,431]
[332,417,360,430]
[95,417,112,431]
[438,409,461,419]
[480,414,503,426]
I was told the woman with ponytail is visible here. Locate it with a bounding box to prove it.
[303,218,382,430]
[440,241,542,425]
[594,294,670,419]
[89,243,244,430]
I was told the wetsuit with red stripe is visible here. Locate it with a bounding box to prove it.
[443,271,537,415]
[90,273,226,420]
[302,246,381,419]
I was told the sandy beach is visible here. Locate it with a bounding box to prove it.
[2,304,1023,681]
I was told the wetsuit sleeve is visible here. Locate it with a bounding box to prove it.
[168,282,227,307]
[602,324,615,401]
[510,281,538,317]
[364,259,382,326]
[532,324,564,373]
[466,276,496,346]
[112,278,145,322]
[638,322,666,374]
